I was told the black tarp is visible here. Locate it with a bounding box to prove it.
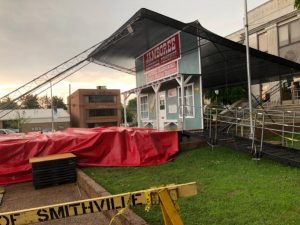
[88,8,300,88]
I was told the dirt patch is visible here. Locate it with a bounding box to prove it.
[228,188,248,197]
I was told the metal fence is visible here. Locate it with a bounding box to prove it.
[203,106,300,151]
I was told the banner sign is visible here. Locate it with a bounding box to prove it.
[168,88,177,97]
[143,33,180,72]
[0,182,197,225]
[0,193,144,225]
[145,61,178,84]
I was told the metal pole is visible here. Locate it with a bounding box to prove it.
[214,108,218,144]
[282,111,285,146]
[260,112,265,154]
[197,37,204,130]
[292,112,295,148]
[241,109,245,137]
[209,108,212,140]
[235,108,238,136]
[251,111,257,152]
[50,81,54,132]
[244,0,254,139]
[199,75,204,129]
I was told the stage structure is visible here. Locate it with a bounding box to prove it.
[88,8,300,131]
[1,8,300,131]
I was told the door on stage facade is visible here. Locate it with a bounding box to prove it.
[159,91,166,130]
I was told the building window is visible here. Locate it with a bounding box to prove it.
[57,125,65,130]
[140,95,149,120]
[178,83,194,118]
[85,95,116,103]
[279,19,300,47]
[31,127,42,131]
[88,122,117,128]
[88,109,117,117]
[290,20,300,44]
[279,25,289,47]
[258,32,268,52]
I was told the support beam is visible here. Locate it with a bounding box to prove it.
[122,93,132,127]
[135,89,142,128]
[199,75,204,129]
[244,0,254,140]
[183,75,192,85]
[180,75,185,131]
[159,189,184,225]
[175,75,189,131]
[197,37,204,130]
[152,83,161,130]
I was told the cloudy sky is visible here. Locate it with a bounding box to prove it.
[0,0,267,99]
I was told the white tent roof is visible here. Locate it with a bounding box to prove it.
[0,109,70,123]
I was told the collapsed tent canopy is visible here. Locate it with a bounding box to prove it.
[88,8,300,89]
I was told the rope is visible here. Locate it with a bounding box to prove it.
[254,117,300,143]
[144,190,152,212]
[108,193,132,225]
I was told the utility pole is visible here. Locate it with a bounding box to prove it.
[244,0,254,142]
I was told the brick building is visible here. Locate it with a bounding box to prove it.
[68,86,121,128]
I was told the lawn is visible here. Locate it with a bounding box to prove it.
[83,147,300,225]
[266,133,300,150]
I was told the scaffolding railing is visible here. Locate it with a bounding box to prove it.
[203,106,300,154]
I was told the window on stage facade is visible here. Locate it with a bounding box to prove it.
[178,83,194,118]
[140,95,149,120]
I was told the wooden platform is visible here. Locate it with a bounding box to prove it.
[29,153,76,163]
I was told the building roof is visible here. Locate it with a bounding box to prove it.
[88,8,300,89]
[0,109,70,123]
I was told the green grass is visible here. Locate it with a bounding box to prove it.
[83,147,300,225]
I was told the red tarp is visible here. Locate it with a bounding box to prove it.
[0,127,178,185]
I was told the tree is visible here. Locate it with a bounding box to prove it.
[51,96,67,110]
[20,94,41,109]
[121,98,137,125]
[121,105,134,123]
[206,86,247,105]
[0,97,18,110]
[295,0,300,9]
[38,95,67,110]
[127,98,137,110]
[38,95,51,109]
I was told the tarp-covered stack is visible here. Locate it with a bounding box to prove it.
[0,127,178,185]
